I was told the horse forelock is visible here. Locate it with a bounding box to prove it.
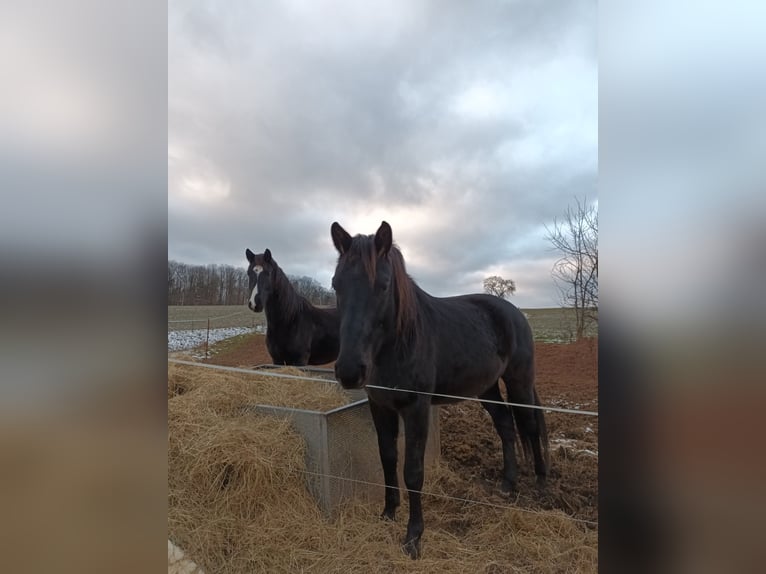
[345,236,417,339]
[342,235,377,286]
[250,253,266,267]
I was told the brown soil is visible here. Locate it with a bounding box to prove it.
[200,333,598,523]
[439,338,598,524]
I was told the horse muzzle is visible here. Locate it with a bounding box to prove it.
[248,296,263,313]
[334,360,368,389]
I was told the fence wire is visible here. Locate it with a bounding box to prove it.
[292,466,599,527]
[167,359,598,417]
[168,311,247,324]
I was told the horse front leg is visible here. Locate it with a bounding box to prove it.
[368,400,400,520]
[294,351,310,367]
[401,399,430,559]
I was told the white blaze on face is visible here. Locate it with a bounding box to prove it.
[248,265,264,308]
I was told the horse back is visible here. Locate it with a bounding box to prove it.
[425,293,533,387]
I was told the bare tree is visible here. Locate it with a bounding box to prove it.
[167,261,248,305]
[288,275,334,306]
[483,275,517,299]
[166,260,333,306]
[545,198,598,340]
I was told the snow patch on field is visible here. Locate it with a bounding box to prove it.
[168,325,265,352]
[168,540,204,573]
[551,437,599,457]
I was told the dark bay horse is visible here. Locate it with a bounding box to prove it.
[245,248,340,366]
[330,221,549,559]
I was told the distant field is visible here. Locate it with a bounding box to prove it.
[168,305,264,331]
[523,308,598,342]
[168,304,596,342]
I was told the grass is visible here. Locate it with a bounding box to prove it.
[169,305,598,342]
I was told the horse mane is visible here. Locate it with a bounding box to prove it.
[389,247,419,339]
[345,235,418,339]
[270,262,305,320]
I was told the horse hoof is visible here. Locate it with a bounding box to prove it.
[380,509,396,521]
[402,538,421,559]
[500,479,517,494]
[535,475,547,489]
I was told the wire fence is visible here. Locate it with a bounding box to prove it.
[167,310,247,324]
[292,466,598,527]
[167,359,598,417]
[167,311,265,357]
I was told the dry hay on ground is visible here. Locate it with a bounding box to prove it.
[168,364,597,573]
[168,363,349,411]
[200,335,600,524]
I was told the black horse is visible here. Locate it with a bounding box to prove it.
[330,221,549,559]
[245,248,340,366]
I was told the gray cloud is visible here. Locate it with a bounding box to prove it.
[169,0,597,307]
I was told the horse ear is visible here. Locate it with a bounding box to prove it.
[331,222,353,254]
[246,248,255,263]
[264,249,272,263]
[374,221,392,256]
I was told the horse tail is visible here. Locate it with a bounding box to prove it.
[511,404,530,464]
[511,387,550,474]
[534,387,551,471]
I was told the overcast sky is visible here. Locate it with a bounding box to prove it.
[168,0,597,308]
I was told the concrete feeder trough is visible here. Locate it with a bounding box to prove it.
[244,365,441,518]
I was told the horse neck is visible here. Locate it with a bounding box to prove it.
[391,274,429,350]
[265,267,303,322]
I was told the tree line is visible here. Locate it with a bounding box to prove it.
[168,260,335,306]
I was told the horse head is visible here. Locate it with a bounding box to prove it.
[245,248,275,313]
[330,221,400,389]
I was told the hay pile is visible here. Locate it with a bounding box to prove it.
[168,364,597,573]
[168,363,349,411]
